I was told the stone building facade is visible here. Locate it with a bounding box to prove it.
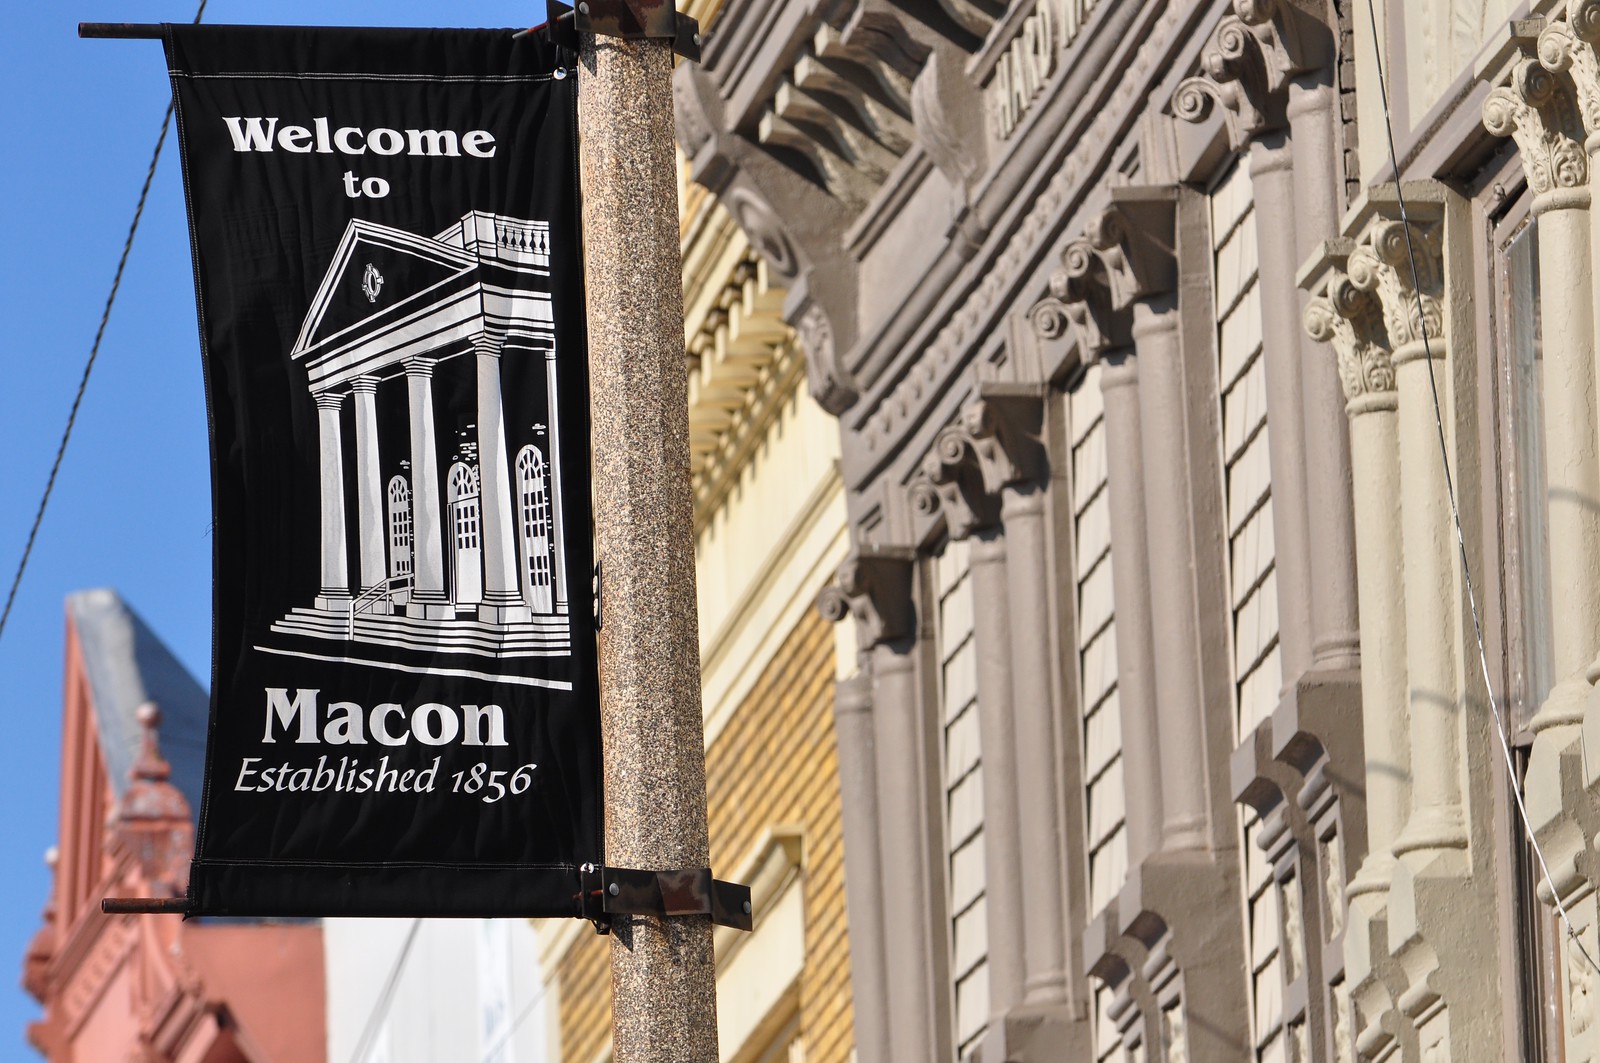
[675,0,1600,1059]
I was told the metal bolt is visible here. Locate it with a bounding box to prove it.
[694,33,702,46]
[608,882,620,896]
[742,900,752,914]
[578,2,590,13]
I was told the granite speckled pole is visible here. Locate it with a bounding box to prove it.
[577,31,718,1063]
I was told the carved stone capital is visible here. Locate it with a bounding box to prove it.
[816,546,917,648]
[1345,217,1445,353]
[1539,3,1600,142]
[1171,1,1332,148]
[1034,237,1125,357]
[912,423,999,540]
[1091,188,1178,310]
[1483,55,1589,197]
[1304,268,1395,403]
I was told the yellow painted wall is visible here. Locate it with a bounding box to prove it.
[556,605,854,1062]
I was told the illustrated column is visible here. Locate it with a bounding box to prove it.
[476,332,532,623]
[544,345,569,615]
[313,390,350,611]
[350,376,387,607]
[404,356,451,619]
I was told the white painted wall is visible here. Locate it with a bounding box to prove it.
[325,918,552,1063]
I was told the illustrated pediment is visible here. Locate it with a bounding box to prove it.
[293,219,477,357]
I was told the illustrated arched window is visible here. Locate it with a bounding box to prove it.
[387,475,413,580]
[448,462,483,607]
[516,445,554,614]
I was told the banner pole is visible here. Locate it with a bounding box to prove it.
[576,28,719,1063]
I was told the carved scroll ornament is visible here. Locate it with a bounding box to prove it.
[1483,56,1588,197]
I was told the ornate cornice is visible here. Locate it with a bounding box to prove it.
[1345,218,1445,355]
[1304,267,1395,403]
[1483,55,1589,198]
[1171,0,1333,149]
[816,546,917,648]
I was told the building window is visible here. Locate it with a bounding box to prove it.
[935,537,988,1058]
[1210,157,1281,744]
[387,475,413,581]
[448,462,483,607]
[1069,367,1127,915]
[515,445,554,613]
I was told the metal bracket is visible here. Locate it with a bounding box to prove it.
[539,0,702,62]
[600,866,753,931]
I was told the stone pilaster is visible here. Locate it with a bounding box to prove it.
[1505,19,1600,775]
[818,547,939,1063]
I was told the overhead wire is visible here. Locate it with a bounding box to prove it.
[1361,0,1600,975]
[0,0,208,648]
[346,917,424,1063]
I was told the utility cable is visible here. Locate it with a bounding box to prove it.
[346,918,424,1063]
[1362,0,1600,976]
[0,0,208,648]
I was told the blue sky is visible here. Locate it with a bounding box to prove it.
[0,2,538,1052]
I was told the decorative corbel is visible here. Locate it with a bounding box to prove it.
[816,546,917,648]
[1171,16,1276,149]
[1090,188,1178,311]
[1029,237,1125,359]
[1538,1,1600,144]
[1232,0,1335,93]
[1483,55,1589,198]
[1344,217,1445,356]
[911,422,1000,540]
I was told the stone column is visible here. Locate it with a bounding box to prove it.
[350,377,386,603]
[313,390,350,610]
[1095,353,1164,867]
[821,663,890,1063]
[1088,189,1212,851]
[544,347,569,615]
[1288,75,1363,669]
[1304,260,1409,901]
[1034,241,1165,871]
[821,548,931,1063]
[1130,298,1211,851]
[1247,133,1316,682]
[1500,34,1600,790]
[915,430,1028,1024]
[404,356,451,619]
[1347,218,1467,859]
[475,333,532,624]
[1172,0,1342,683]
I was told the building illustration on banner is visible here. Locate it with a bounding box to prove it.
[267,211,571,671]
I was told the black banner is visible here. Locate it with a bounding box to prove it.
[163,24,600,916]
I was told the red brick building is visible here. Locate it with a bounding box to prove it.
[23,589,324,1062]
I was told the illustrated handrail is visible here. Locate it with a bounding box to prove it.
[348,574,411,637]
